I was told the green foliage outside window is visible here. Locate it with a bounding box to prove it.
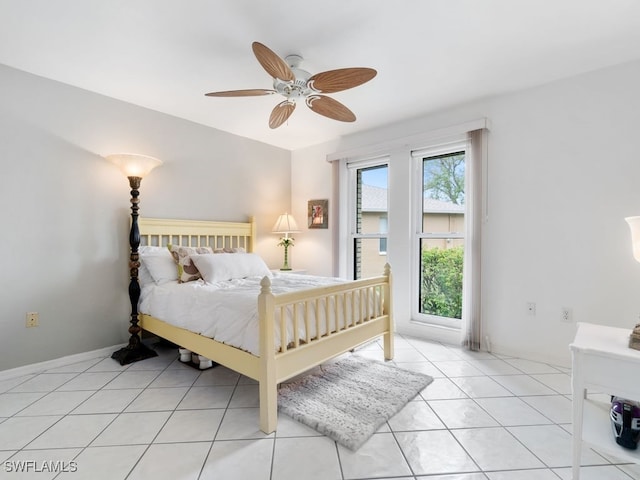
[421,246,463,319]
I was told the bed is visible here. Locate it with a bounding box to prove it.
[136,216,394,434]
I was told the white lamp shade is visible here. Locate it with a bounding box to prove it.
[272,213,300,234]
[626,216,640,263]
[106,153,162,178]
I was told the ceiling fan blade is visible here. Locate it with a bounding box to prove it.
[307,67,377,93]
[269,100,296,129]
[252,42,295,82]
[306,95,356,122]
[205,89,276,97]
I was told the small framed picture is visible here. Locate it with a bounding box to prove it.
[308,199,328,229]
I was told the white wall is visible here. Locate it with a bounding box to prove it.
[290,141,339,276]
[0,64,291,371]
[291,59,640,366]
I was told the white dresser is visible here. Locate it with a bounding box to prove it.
[570,322,640,479]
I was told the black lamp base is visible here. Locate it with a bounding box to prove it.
[112,174,160,367]
[111,342,158,365]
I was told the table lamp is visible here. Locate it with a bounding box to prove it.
[272,213,300,271]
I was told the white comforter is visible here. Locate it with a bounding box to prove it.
[139,272,346,356]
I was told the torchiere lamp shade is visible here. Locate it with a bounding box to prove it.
[625,216,640,263]
[106,153,162,178]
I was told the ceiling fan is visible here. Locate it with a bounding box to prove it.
[205,42,377,129]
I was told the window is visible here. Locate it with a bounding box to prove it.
[335,120,486,346]
[348,161,388,279]
[413,147,466,328]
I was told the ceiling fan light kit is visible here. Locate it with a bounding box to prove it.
[205,41,376,129]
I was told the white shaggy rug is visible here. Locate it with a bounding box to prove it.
[278,355,433,450]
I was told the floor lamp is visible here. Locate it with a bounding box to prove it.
[272,213,300,271]
[108,153,162,365]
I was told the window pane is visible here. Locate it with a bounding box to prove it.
[354,237,388,279]
[358,165,388,234]
[419,238,464,320]
[354,164,388,279]
[422,152,465,234]
[419,151,465,321]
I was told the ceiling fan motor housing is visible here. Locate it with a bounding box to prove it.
[273,65,312,100]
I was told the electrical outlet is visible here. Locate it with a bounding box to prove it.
[26,312,39,328]
[526,302,536,316]
[561,307,572,323]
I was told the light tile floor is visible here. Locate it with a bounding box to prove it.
[1,334,639,479]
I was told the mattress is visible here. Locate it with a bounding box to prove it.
[139,272,349,355]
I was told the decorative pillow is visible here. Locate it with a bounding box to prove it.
[191,253,272,283]
[168,245,214,283]
[141,253,178,284]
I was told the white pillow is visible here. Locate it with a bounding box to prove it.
[141,251,178,284]
[138,263,154,287]
[135,246,170,287]
[139,245,169,255]
[191,253,272,283]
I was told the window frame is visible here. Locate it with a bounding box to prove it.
[346,157,389,280]
[411,140,469,329]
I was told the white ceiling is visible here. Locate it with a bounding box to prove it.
[1,0,639,151]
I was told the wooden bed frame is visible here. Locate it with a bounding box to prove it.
[137,217,394,433]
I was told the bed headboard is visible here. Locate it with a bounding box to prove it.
[138,217,256,252]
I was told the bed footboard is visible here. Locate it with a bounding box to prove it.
[257,264,394,433]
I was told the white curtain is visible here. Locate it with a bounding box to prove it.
[461,128,488,350]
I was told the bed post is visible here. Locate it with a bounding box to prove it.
[257,275,277,433]
[248,216,256,253]
[383,263,394,361]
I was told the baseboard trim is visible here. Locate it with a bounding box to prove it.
[397,322,462,346]
[0,344,126,381]
[489,342,570,369]
[396,324,571,368]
